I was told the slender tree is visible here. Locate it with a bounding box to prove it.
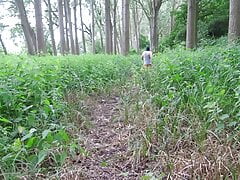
[186,0,197,49]
[138,0,162,52]
[113,0,118,54]
[105,0,113,54]
[79,0,86,53]
[34,0,46,53]
[91,0,96,54]
[15,0,36,55]
[47,0,57,55]
[66,0,75,54]
[122,0,130,55]
[73,0,80,54]
[132,0,141,53]
[64,0,70,53]
[58,0,66,55]
[0,34,7,55]
[228,0,240,43]
[170,0,176,32]
[95,2,104,51]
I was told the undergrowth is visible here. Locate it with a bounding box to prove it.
[0,54,133,179]
[0,43,239,178]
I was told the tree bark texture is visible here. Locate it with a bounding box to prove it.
[138,0,162,52]
[15,0,36,55]
[47,0,57,55]
[113,0,118,54]
[150,0,162,52]
[58,0,66,55]
[66,0,75,54]
[34,0,46,53]
[122,0,130,56]
[73,0,80,55]
[132,1,140,52]
[170,0,176,32]
[64,0,70,53]
[186,0,197,49]
[228,0,240,43]
[79,0,86,53]
[105,0,113,54]
[0,34,7,55]
[91,0,96,54]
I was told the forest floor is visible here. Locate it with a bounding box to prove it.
[53,85,239,180]
[58,89,162,180]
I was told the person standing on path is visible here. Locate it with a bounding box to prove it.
[141,46,153,67]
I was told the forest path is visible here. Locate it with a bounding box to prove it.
[59,93,150,180]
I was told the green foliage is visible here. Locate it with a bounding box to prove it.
[0,54,133,177]
[208,17,228,38]
[161,0,229,49]
[136,43,240,141]
[140,34,150,50]
[0,42,239,177]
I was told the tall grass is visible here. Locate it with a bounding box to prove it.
[126,44,240,178]
[0,42,239,178]
[0,54,133,178]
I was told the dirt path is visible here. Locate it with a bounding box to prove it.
[60,95,142,179]
[80,95,131,179]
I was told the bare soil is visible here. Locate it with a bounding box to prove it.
[59,94,156,180]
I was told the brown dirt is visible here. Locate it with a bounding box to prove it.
[58,95,155,180]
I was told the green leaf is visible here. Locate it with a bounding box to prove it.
[100,161,108,167]
[54,130,70,143]
[228,121,238,127]
[37,150,48,166]
[0,118,11,124]
[42,129,51,139]
[12,138,22,152]
[215,123,225,132]
[56,151,67,166]
[219,114,229,120]
[26,137,38,149]
[21,128,37,141]
[18,126,25,134]
[28,154,38,167]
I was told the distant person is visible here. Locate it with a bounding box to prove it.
[141,47,153,67]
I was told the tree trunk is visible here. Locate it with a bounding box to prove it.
[15,0,36,55]
[122,0,130,55]
[132,1,140,53]
[47,0,57,55]
[170,0,176,32]
[150,0,162,52]
[66,0,75,54]
[228,0,240,43]
[64,0,70,53]
[79,0,86,53]
[0,34,7,55]
[186,0,197,49]
[105,0,113,54]
[73,0,80,55]
[100,28,104,51]
[118,20,122,53]
[113,0,118,54]
[58,0,66,55]
[34,0,46,54]
[96,21,104,51]
[91,0,96,54]
[150,13,159,52]
[138,0,162,53]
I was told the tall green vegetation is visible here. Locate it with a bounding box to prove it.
[0,55,132,178]
[0,39,239,178]
[161,0,230,49]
